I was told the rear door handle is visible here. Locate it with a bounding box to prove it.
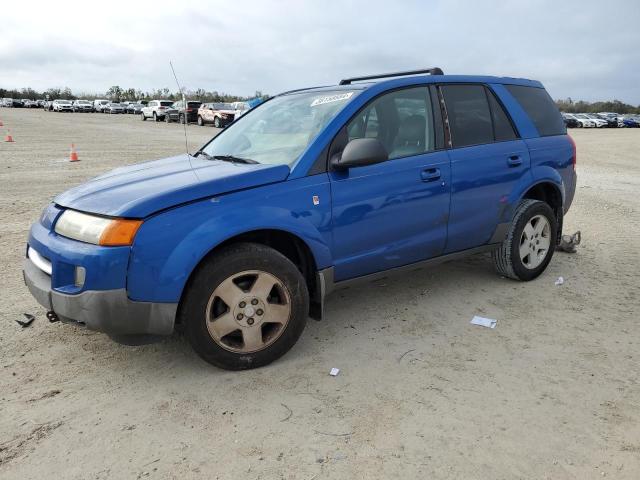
[421,168,441,182]
[507,155,522,167]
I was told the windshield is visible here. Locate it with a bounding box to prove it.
[212,103,234,110]
[201,90,357,167]
[58,100,71,105]
[575,114,589,119]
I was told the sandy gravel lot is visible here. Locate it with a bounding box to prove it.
[1,108,639,479]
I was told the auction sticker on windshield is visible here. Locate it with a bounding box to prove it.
[310,92,354,107]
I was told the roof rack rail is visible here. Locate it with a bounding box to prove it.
[339,67,444,85]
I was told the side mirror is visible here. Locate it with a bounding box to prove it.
[331,138,388,170]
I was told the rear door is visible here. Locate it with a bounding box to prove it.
[329,86,451,281]
[441,84,531,253]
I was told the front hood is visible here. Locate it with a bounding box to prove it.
[54,154,290,218]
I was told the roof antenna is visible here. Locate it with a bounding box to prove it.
[169,61,191,161]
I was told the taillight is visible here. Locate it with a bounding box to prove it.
[568,135,576,171]
[158,106,166,110]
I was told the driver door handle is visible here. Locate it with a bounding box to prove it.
[421,168,441,182]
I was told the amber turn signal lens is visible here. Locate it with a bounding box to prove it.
[99,219,143,246]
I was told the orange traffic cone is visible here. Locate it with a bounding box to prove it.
[4,129,14,142]
[69,143,79,162]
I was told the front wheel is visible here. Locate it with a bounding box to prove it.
[213,116,220,128]
[140,112,146,121]
[179,114,185,124]
[165,114,171,123]
[182,243,309,370]
[197,116,204,126]
[492,199,557,281]
[153,112,158,122]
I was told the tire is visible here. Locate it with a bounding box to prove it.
[181,243,309,370]
[492,199,557,281]
[165,114,171,123]
[141,112,146,121]
[214,116,220,128]
[179,114,185,124]
[153,112,158,122]
[197,116,204,126]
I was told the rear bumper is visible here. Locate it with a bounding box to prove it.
[23,258,177,336]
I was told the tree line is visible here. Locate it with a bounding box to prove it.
[2,86,639,113]
[0,85,267,103]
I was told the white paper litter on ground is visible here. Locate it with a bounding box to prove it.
[329,368,340,376]
[470,316,497,329]
[555,276,564,286]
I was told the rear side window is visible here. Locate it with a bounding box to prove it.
[441,85,493,148]
[486,90,518,141]
[506,85,566,136]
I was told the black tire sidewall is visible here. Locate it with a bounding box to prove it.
[510,201,557,281]
[182,243,309,370]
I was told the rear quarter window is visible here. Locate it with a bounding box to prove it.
[506,85,566,136]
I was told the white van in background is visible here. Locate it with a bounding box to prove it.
[93,99,110,112]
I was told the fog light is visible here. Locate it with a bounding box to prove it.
[74,266,86,287]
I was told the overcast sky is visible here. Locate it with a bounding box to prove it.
[1,0,639,103]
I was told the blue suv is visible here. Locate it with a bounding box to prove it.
[23,68,576,370]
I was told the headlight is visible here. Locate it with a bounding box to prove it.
[54,209,142,246]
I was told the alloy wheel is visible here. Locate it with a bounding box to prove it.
[205,270,292,353]
[519,214,551,269]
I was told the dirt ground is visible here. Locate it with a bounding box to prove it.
[0,108,639,480]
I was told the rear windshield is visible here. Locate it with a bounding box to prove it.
[187,102,202,107]
[160,101,173,106]
[506,85,565,136]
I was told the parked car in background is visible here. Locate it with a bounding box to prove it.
[104,103,125,114]
[36,99,46,107]
[1,98,12,107]
[73,100,94,112]
[11,99,24,108]
[23,68,576,370]
[23,99,38,108]
[593,114,618,128]
[140,100,173,121]
[93,99,110,113]
[164,100,202,124]
[232,101,250,119]
[582,114,608,128]
[52,100,73,112]
[127,103,144,114]
[620,115,640,128]
[561,113,579,128]
[197,102,236,127]
[563,113,594,128]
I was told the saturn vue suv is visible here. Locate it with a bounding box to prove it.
[23,68,576,370]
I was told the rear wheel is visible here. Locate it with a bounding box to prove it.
[492,199,557,281]
[140,112,146,121]
[182,243,309,370]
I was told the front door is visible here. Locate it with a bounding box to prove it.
[329,86,451,281]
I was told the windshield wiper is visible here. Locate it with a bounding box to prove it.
[212,155,259,164]
[194,150,213,160]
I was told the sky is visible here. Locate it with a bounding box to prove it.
[1,0,639,103]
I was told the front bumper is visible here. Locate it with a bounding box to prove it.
[23,219,177,339]
[23,257,177,337]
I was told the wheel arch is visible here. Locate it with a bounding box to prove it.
[175,228,320,326]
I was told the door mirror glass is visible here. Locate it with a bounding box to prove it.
[332,138,388,169]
